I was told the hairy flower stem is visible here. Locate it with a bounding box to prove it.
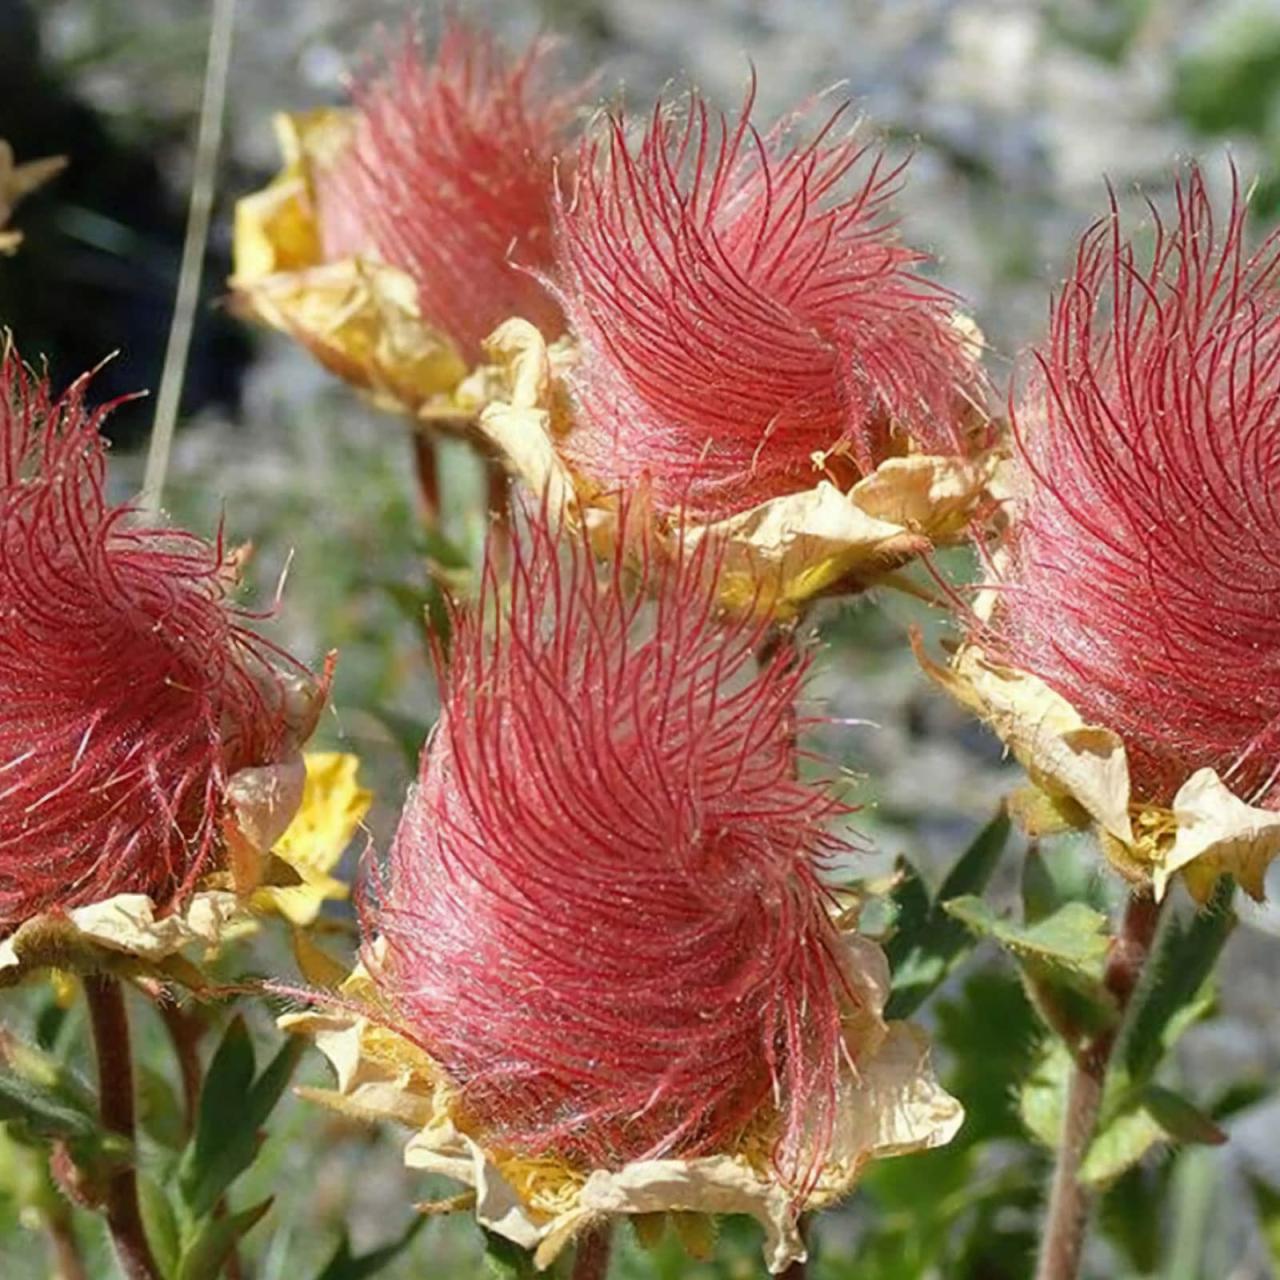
[570,1226,612,1280]
[1034,890,1165,1280]
[44,1207,87,1280]
[84,976,160,1280]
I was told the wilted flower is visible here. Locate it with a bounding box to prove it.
[475,85,994,618]
[231,17,584,419]
[555,82,983,517]
[0,347,322,948]
[921,167,1280,899]
[0,141,65,255]
[283,514,961,1272]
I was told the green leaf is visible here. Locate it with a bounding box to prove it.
[1119,880,1235,1087]
[944,896,1110,982]
[1080,1100,1168,1186]
[1249,1175,1280,1265]
[178,1022,303,1220]
[884,808,1011,1018]
[1021,839,1110,924]
[480,1227,536,1278]
[1018,1039,1072,1148]
[1082,1086,1225,1187]
[1140,1087,1226,1147]
[1098,1164,1166,1275]
[314,1216,427,1280]
[176,1197,272,1280]
[138,1173,181,1280]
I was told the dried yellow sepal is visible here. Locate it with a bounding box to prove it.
[914,639,1134,847]
[0,140,65,254]
[920,640,1280,900]
[254,752,371,926]
[0,891,246,988]
[1155,768,1280,903]
[281,932,962,1274]
[476,320,997,619]
[230,111,467,416]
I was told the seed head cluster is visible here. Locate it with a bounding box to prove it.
[0,349,306,933]
[980,169,1280,807]
[368,517,858,1185]
[554,83,981,517]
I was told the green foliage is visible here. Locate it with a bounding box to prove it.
[315,1217,428,1280]
[884,807,1011,1018]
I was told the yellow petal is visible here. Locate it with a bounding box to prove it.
[256,752,371,926]
[1154,768,1280,903]
[915,639,1134,848]
[231,111,467,414]
[231,258,466,415]
[0,891,246,986]
[475,320,998,620]
[283,930,960,1275]
[0,139,65,254]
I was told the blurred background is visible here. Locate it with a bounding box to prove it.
[4,0,1280,1277]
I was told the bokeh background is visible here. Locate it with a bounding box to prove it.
[4,1,1280,1276]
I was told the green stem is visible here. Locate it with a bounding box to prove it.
[84,977,159,1280]
[1034,890,1164,1280]
[141,0,237,510]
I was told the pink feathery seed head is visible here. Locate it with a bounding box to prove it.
[0,347,313,934]
[364,511,862,1189]
[553,80,984,518]
[317,15,586,361]
[982,164,1280,808]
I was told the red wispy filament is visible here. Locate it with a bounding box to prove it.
[981,167,1280,807]
[319,17,583,361]
[368,515,857,1186]
[0,349,305,934]
[554,82,980,517]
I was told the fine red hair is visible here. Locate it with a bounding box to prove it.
[980,166,1280,807]
[366,511,861,1188]
[319,16,583,361]
[553,81,982,517]
[0,348,308,933]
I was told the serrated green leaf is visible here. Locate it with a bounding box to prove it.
[1018,1039,1072,1148]
[176,1197,272,1280]
[884,809,1011,1018]
[1119,879,1235,1087]
[1082,1085,1225,1187]
[314,1216,427,1280]
[178,1024,303,1220]
[138,1173,181,1280]
[1081,1100,1168,1186]
[1140,1086,1226,1148]
[944,896,1110,980]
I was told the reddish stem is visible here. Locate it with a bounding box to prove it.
[84,976,160,1280]
[1034,890,1164,1280]
[412,430,441,528]
[570,1225,612,1280]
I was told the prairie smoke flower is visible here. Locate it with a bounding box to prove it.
[0,347,321,951]
[231,18,583,419]
[554,84,983,517]
[475,88,994,619]
[921,167,1280,900]
[282,515,961,1272]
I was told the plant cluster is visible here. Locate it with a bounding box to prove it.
[1,12,1279,1280]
